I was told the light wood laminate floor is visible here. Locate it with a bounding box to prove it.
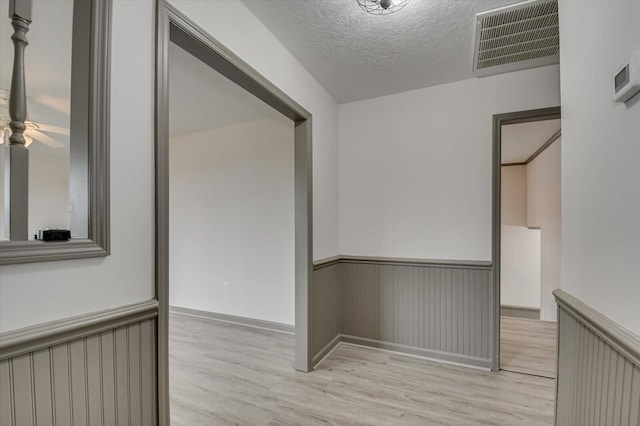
[500,316,557,378]
[170,313,555,425]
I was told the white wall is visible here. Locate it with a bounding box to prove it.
[0,0,156,332]
[29,148,70,237]
[339,65,561,260]
[167,0,340,261]
[500,225,541,309]
[501,165,527,226]
[500,165,541,310]
[560,1,640,335]
[169,119,295,325]
[527,140,561,321]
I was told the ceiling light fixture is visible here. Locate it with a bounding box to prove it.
[357,0,410,15]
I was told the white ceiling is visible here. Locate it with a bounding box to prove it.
[169,42,286,138]
[501,119,561,164]
[240,0,521,103]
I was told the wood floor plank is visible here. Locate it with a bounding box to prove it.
[500,316,557,378]
[170,313,555,425]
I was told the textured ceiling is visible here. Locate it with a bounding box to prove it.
[169,42,286,138]
[241,0,521,103]
[501,119,561,164]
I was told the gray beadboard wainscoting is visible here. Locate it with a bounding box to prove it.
[0,301,158,426]
[311,256,493,369]
[554,290,640,426]
[311,258,341,364]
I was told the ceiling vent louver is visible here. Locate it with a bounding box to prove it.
[472,0,559,76]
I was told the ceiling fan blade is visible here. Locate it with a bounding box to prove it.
[35,123,70,135]
[26,129,65,148]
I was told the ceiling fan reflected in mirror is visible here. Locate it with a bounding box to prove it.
[0,88,68,149]
[357,0,411,15]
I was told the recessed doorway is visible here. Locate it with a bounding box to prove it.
[492,107,560,378]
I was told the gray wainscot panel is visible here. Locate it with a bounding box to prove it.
[554,289,640,426]
[311,257,341,366]
[0,300,158,426]
[311,256,493,369]
[340,257,493,368]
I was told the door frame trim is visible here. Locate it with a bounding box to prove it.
[154,2,314,423]
[491,106,561,371]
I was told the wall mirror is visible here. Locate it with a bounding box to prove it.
[0,0,111,264]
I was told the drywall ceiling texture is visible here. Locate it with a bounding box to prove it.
[0,0,156,332]
[339,64,560,261]
[167,0,339,261]
[501,119,561,164]
[559,1,640,336]
[241,0,520,103]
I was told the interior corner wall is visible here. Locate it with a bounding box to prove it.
[169,119,295,325]
[0,0,156,333]
[526,140,561,321]
[338,65,561,261]
[167,0,340,262]
[501,165,527,227]
[500,165,542,310]
[559,0,640,336]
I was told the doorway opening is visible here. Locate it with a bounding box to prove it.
[166,36,298,420]
[155,2,313,423]
[492,107,561,378]
[167,39,296,327]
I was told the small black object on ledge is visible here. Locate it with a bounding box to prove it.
[35,229,71,241]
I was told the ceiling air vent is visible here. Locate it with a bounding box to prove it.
[472,0,559,76]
